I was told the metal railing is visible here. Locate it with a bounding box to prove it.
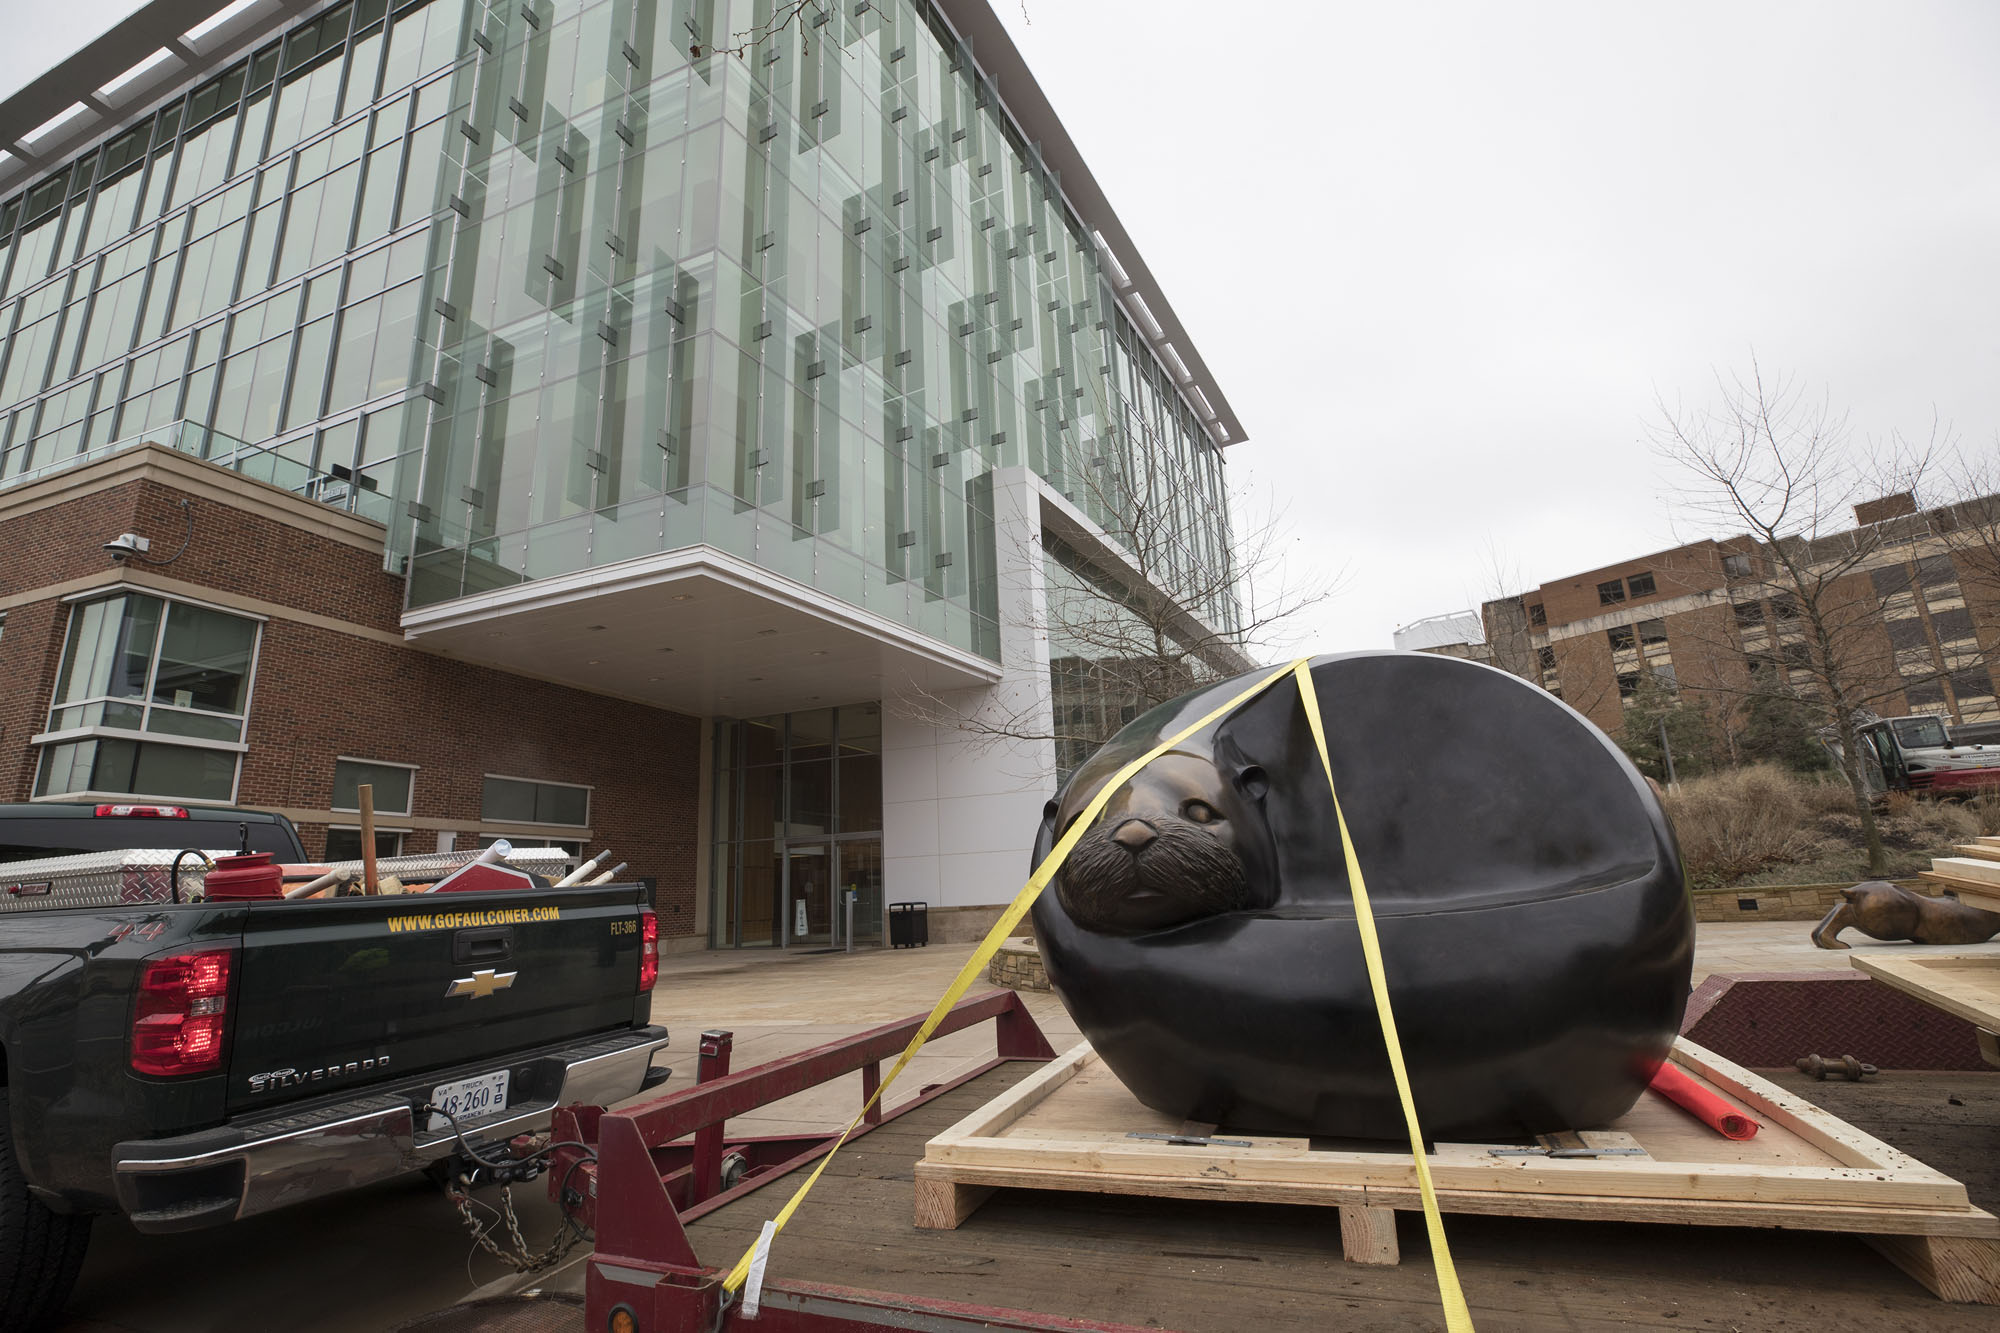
[1,419,387,521]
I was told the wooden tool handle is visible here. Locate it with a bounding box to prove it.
[358,783,379,895]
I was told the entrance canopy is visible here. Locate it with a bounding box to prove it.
[400,546,1001,717]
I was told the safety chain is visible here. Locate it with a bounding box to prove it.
[443,1173,593,1274]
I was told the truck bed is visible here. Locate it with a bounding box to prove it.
[542,1062,2000,1331]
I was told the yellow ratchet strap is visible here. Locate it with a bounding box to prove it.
[1293,660,1474,1333]
[721,658,1308,1298]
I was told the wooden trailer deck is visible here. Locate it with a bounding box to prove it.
[562,1060,2000,1331]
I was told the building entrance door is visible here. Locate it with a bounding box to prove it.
[781,842,833,948]
[834,839,884,948]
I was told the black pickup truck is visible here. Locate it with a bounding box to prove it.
[0,823,669,1330]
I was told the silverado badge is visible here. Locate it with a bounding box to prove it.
[445,968,517,999]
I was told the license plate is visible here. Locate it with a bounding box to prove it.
[428,1070,509,1132]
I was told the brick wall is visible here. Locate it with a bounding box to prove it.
[0,448,706,938]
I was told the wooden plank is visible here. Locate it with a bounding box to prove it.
[913,1160,2000,1238]
[1667,1038,1964,1189]
[1921,870,2000,914]
[929,1042,1093,1146]
[1867,1233,2000,1303]
[1932,857,2000,887]
[1952,843,2000,863]
[916,1160,2000,1240]
[1849,953,2000,1033]
[1338,1205,1399,1265]
[914,1175,993,1230]
[928,1133,1965,1209]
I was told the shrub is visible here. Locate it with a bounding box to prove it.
[1967,791,2000,837]
[1661,765,1830,890]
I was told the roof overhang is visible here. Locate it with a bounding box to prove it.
[0,0,325,199]
[400,547,1004,718]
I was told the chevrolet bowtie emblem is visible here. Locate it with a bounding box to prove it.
[445,968,517,999]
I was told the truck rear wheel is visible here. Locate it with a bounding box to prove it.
[0,1089,92,1331]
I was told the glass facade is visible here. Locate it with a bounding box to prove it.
[711,703,883,947]
[396,0,1239,659]
[0,0,1241,667]
[0,0,468,513]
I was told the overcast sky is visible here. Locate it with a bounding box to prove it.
[9,2,1998,654]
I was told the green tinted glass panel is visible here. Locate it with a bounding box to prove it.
[333,758,415,813]
[152,601,258,714]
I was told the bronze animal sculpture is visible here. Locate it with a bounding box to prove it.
[1032,650,1695,1142]
[1811,880,2000,949]
[1050,742,1276,934]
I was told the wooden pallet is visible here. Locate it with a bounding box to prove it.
[915,1038,2000,1303]
[1852,952,2000,1069]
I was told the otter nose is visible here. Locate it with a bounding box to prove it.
[1110,818,1157,851]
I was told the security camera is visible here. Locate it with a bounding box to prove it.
[103,533,151,561]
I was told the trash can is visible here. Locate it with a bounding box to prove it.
[888,901,929,948]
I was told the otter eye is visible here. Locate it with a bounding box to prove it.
[1181,800,1220,825]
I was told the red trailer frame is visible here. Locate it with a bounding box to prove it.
[551,989,1144,1331]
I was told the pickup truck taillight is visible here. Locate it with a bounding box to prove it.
[638,908,659,992]
[131,948,236,1077]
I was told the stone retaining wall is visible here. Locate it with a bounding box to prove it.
[986,937,1050,991]
[1691,879,1927,923]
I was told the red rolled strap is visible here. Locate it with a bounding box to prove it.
[1648,1061,1760,1140]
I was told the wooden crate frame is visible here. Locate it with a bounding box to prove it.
[915,1038,2000,1303]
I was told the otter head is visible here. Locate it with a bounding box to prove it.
[1049,744,1276,934]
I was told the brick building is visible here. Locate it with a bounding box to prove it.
[0,442,709,941]
[1476,494,2000,742]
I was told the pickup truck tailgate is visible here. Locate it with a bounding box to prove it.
[225,885,647,1115]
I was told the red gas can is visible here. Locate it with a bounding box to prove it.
[203,851,284,901]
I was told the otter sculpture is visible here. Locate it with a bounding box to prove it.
[1032,651,1695,1142]
[1812,881,2000,949]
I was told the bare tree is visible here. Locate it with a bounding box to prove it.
[1651,362,1942,873]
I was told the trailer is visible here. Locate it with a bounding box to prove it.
[390,986,2000,1333]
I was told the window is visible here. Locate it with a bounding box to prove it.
[1607,625,1636,652]
[1771,593,1800,622]
[1617,673,1641,699]
[1782,642,1812,667]
[1597,579,1626,606]
[1537,646,1557,671]
[1722,553,1752,579]
[1526,602,1547,627]
[1625,572,1656,599]
[325,827,404,860]
[1732,601,1764,628]
[34,592,259,802]
[482,775,589,826]
[333,757,415,814]
[1638,619,1668,646]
